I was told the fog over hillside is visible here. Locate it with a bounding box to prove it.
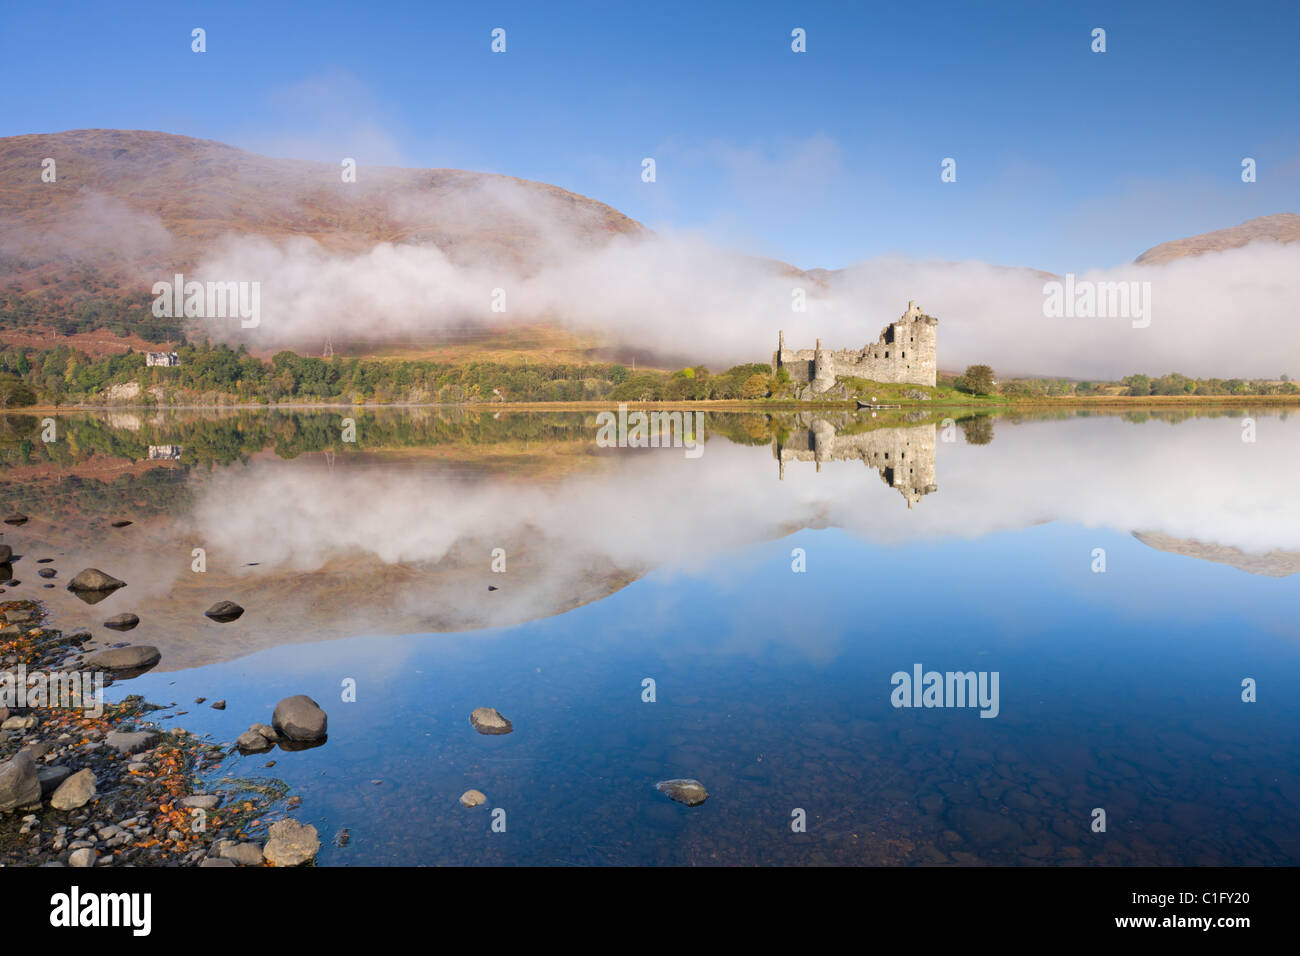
[197,205,1300,379]
[3,131,1297,379]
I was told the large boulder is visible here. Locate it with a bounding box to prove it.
[50,769,97,811]
[263,820,320,867]
[0,751,41,811]
[272,696,328,742]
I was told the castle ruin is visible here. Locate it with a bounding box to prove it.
[774,301,938,394]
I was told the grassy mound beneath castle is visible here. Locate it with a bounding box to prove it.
[836,377,1003,406]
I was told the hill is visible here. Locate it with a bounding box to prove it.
[1134,213,1300,265]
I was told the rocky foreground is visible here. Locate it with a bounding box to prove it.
[0,600,319,867]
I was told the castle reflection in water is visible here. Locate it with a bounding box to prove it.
[774,414,939,508]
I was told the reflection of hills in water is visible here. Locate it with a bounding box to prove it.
[1132,531,1300,578]
[774,413,938,508]
[0,406,1296,672]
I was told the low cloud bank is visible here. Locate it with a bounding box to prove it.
[193,205,1300,379]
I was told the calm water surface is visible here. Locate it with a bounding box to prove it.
[4,406,1297,865]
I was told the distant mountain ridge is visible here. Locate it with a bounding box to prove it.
[0,129,647,278]
[1134,213,1300,265]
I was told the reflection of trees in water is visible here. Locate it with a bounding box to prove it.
[0,410,605,469]
[959,416,994,445]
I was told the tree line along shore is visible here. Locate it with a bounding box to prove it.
[0,343,1295,409]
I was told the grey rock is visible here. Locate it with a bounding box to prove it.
[0,545,11,562]
[105,730,159,754]
[0,751,41,811]
[69,849,99,867]
[199,858,236,867]
[655,778,709,807]
[103,613,140,632]
[204,601,244,623]
[2,715,37,731]
[263,819,320,867]
[179,794,220,810]
[469,707,513,735]
[37,765,71,796]
[272,695,328,742]
[236,729,273,753]
[220,842,265,866]
[22,740,53,760]
[67,568,127,593]
[85,645,161,674]
[50,769,97,811]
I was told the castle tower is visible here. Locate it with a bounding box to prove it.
[812,338,836,393]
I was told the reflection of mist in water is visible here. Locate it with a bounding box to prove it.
[2,408,1297,670]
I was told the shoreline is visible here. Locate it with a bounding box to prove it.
[11,394,1300,415]
[0,599,312,868]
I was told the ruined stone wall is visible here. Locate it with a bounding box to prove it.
[773,302,938,391]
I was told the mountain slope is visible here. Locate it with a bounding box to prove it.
[0,129,647,279]
[1134,213,1300,264]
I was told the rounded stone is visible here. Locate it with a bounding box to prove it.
[469,707,513,735]
[204,601,244,622]
[460,789,487,807]
[84,645,161,675]
[50,769,97,811]
[67,568,127,593]
[263,819,320,867]
[272,695,328,742]
[655,778,709,807]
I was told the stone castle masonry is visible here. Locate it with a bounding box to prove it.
[773,301,938,394]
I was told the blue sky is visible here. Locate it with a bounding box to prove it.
[2,0,1297,272]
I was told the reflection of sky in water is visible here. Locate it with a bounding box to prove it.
[111,513,1300,866]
